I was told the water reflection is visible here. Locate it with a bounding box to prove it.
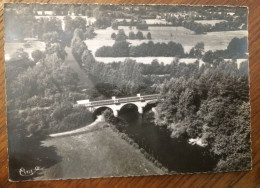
[116,108,218,173]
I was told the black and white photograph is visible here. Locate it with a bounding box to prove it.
[4,3,251,181]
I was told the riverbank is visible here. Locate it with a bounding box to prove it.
[108,123,169,174]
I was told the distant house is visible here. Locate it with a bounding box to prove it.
[36,11,54,16]
[227,12,235,16]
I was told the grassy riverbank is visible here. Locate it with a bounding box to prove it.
[36,124,163,180]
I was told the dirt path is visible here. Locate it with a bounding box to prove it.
[36,123,163,180]
[65,47,93,89]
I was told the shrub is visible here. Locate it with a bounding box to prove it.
[136,22,148,30]
[147,32,152,40]
[128,31,136,40]
[31,50,45,62]
[52,102,73,121]
[136,31,144,40]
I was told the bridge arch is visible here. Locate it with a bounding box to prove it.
[119,103,139,115]
[93,106,113,120]
[143,101,158,113]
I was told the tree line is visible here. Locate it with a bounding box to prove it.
[95,40,185,57]
[111,29,152,40]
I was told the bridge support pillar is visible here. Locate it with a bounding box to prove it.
[113,110,118,117]
[138,107,143,114]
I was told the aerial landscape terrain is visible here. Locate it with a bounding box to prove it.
[4,4,251,181]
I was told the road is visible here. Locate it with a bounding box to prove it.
[65,47,93,89]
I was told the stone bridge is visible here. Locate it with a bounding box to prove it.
[76,94,159,117]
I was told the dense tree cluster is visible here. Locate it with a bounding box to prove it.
[111,29,150,41]
[155,61,250,171]
[166,9,247,34]
[130,41,185,57]
[169,19,247,34]
[95,41,185,57]
[189,42,205,59]
[6,27,93,135]
[202,37,248,66]
[4,7,65,42]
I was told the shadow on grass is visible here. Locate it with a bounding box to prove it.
[8,134,62,181]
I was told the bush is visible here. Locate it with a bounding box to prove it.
[128,31,136,40]
[136,31,144,40]
[115,29,127,41]
[52,102,73,121]
[27,96,54,108]
[103,109,118,124]
[227,37,248,58]
[147,32,152,40]
[31,50,45,62]
[111,32,116,40]
[62,106,93,130]
[112,21,118,30]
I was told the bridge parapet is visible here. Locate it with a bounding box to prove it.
[76,93,159,107]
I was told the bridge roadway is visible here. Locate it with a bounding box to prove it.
[76,94,159,117]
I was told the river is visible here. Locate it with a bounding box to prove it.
[114,108,218,173]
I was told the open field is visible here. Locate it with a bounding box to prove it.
[95,56,247,66]
[116,18,169,25]
[4,40,45,61]
[37,124,163,180]
[85,26,247,55]
[4,23,247,66]
[194,19,227,25]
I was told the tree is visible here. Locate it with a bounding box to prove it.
[227,37,248,58]
[43,32,60,44]
[111,32,116,40]
[73,28,84,40]
[239,61,249,75]
[52,102,73,121]
[31,50,45,62]
[189,42,204,59]
[81,49,96,71]
[136,31,144,40]
[115,29,127,41]
[95,46,114,57]
[85,26,95,39]
[45,42,67,60]
[112,21,119,30]
[147,32,152,40]
[112,41,130,57]
[128,31,136,40]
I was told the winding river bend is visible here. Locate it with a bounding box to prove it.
[115,108,218,173]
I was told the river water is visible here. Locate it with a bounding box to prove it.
[115,109,218,173]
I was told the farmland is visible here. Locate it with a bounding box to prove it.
[4,27,247,65]
[194,19,227,25]
[85,25,247,58]
[95,57,248,66]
